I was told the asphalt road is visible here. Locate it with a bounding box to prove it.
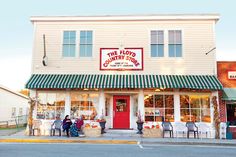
[0,143,235,157]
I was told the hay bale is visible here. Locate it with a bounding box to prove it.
[143,128,162,138]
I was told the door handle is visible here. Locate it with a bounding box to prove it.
[113,111,115,118]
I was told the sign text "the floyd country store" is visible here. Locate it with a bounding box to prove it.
[100,48,143,70]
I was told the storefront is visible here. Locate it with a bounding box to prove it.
[217,61,236,138]
[26,14,222,137]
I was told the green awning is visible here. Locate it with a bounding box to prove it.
[223,88,236,101]
[25,74,223,90]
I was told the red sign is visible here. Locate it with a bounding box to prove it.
[100,48,143,71]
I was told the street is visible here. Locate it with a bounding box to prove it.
[0,143,235,157]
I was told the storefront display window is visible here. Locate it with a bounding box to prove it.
[144,94,174,122]
[37,92,65,120]
[180,95,210,122]
[70,92,99,120]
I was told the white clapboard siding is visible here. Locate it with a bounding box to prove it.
[31,17,217,75]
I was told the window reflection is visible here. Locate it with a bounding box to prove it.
[116,99,127,112]
[37,92,65,120]
[144,94,174,122]
[70,92,98,120]
[180,95,211,122]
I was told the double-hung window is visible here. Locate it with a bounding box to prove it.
[151,30,164,57]
[168,30,182,57]
[80,31,93,57]
[63,31,76,57]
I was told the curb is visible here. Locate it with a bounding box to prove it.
[140,141,236,147]
[0,139,137,145]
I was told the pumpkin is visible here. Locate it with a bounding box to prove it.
[85,123,90,128]
[144,126,150,129]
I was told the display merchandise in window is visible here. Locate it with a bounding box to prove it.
[37,92,65,120]
[180,95,211,122]
[70,93,99,120]
[144,94,174,122]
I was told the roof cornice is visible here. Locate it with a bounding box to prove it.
[30,14,220,23]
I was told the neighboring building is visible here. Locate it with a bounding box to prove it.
[26,14,223,137]
[0,85,29,127]
[217,61,236,138]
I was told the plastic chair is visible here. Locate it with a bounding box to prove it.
[51,120,62,136]
[174,122,187,138]
[186,122,199,138]
[32,120,42,136]
[162,122,174,138]
[197,122,211,138]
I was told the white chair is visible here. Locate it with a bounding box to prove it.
[197,122,212,139]
[32,120,42,136]
[174,122,187,138]
[42,121,53,136]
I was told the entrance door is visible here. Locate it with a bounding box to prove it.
[227,104,236,125]
[113,95,130,129]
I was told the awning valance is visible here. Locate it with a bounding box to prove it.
[223,88,236,101]
[26,74,223,90]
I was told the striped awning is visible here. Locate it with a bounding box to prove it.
[26,74,223,90]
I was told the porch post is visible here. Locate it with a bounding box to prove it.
[174,89,180,122]
[29,89,37,119]
[138,89,145,120]
[99,89,105,116]
[64,90,71,117]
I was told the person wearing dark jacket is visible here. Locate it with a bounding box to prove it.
[70,116,84,137]
[62,115,72,137]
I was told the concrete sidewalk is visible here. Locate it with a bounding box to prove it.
[0,129,236,146]
[0,128,26,136]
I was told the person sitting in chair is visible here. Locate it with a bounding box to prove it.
[62,115,72,137]
[70,116,84,137]
[51,116,62,136]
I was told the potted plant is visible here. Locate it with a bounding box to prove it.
[97,110,106,134]
[136,110,144,134]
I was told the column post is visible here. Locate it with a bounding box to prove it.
[138,89,145,120]
[64,90,71,117]
[174,89,180,122]
[99,89,105,116]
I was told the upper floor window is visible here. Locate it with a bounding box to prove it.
[168,30,182,57]
[63,31,76,57]
[151,30,164,57]
[80,31,93,57]
[11,107,16,118]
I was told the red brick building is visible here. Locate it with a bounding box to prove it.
[217,61,236,138]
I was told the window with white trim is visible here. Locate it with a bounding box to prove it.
[144,94,174,122]
[151,30,164,57]
[11,107,16,118]
[180,95,211,122]
[80,31,93,57]
[168,30,182,57]
[62,31,76,57]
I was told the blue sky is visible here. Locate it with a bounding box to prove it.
[0,0,235,90]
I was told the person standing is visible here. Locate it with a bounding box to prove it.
[62,115,72,137]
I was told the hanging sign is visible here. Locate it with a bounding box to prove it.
[100,48,143,70]
[228,71,236,79]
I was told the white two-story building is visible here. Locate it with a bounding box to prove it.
[26,14,223,137]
